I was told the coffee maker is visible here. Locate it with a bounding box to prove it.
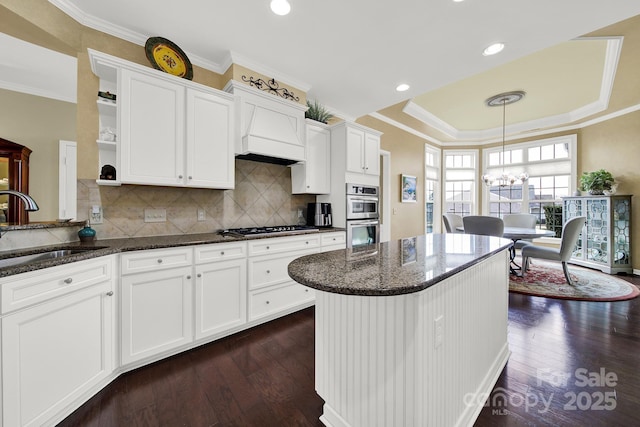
[307,203,332,227]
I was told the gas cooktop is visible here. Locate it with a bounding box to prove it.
[219,225,319,237]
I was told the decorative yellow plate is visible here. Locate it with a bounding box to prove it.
[144,37,193,80]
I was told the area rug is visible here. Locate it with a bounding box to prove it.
[509,259,639,302]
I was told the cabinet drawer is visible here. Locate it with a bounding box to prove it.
[121,247,193,275]
[194,242,246,264]
[248,249,318,290]
[249,282,314,320]
[321,232,346,247]
[248,234,321,256]
[1,256,114,314]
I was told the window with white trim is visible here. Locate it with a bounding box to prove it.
[444,150,478,217]
[483,135,577,230]
[425,145,441,233]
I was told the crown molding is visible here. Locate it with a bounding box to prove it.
[368,112,443,146]
[49,0,228,73]
[401,37,624,141]
[228,51,311,93]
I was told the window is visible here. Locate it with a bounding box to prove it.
[425,145,441,233]
[483,135,577,230]
[444,150,478,217]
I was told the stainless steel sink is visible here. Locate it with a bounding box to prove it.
[0,247,107,269]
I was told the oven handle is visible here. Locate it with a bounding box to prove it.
[348,219,380,226]
[348,196,379,202]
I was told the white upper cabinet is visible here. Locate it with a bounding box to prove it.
[329,121,382,186]
[119,69,185,186]
[89,49,236,189]
[291,120,331,194]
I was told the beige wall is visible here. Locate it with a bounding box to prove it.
[578,110,640,270]
[0,88,77,221]
[357,116,428,241]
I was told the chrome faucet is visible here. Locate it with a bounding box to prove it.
[0,190,39,211]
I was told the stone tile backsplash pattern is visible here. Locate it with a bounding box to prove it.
[77,160,316,239]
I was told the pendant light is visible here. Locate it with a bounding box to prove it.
[481,91,529,187]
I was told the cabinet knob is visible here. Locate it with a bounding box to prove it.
[266,246,270,250]
[307,185,310,188]
[187,275,192,280]
[305,289,309,292]
[221,251,225,255]
[157,259,163,263]
[197,273,202,278]
[188,176,192,180]
[266,301,270,305]
[106,291,114,296]
[63,278,73,284]
[266,270,271,274]
[332,238,336,241]
[178,175,183,179]
[305,241,309,245]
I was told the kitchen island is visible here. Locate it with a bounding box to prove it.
[288,233,513,427]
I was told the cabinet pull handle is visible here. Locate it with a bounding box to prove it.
[106,291,114,296]
[157,259,163,263]
[63,278,73,284]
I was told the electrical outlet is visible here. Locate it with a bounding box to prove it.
[197,208,206,221]
[90,205,103,224]
[144,208,166,223]
[434,315,444,349]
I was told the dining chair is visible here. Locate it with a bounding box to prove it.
[442,213,463,233]
[521,216,586,285]
[462,216,504,237]
[503,213,537,249]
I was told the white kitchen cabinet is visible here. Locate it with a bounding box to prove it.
[120,248,194,365]
[1,258,115,427]
[291,120,331,194]
[247,234,319,321]
[332,122,381,178]
[320,231,347,252]
[119,68,186,186]
[194,242,247,340]
[89,49,236,189]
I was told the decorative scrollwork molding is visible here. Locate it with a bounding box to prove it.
[241,75,300,102]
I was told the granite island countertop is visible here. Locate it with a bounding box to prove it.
[288,233,513,296]
[0,227,345,278]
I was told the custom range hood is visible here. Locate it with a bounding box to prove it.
[224,80,307,166]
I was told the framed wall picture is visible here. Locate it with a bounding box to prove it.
[401,174,417,203]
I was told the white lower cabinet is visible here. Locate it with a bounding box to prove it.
[121,266,193,365]
[247,234,320,321]
[321,231,347,252]
[194,242,247,340]
[1,257,115,427]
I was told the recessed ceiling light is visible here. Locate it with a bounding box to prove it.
[396,83,410,92]
[452,0,465,2]
[270,0,291,16]
[483,42,505,56]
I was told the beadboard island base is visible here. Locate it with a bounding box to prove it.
[288,234,512,427]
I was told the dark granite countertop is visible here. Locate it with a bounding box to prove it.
[0,227,345,278]
[288,233,513,296]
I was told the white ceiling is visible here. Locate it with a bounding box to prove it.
[4,0,638,145]
[47,0,640,123]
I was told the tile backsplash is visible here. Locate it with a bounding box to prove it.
[77,160,316,239]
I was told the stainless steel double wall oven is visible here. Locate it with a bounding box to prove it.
[346,183,380,247]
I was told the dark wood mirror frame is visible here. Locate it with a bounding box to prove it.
[0,137,31,224]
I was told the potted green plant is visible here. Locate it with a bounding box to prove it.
[305,99,334,124]
[579,169,615,195]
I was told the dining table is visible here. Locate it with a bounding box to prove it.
[456,226,556,274]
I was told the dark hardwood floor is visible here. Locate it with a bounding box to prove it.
[59,275,640,427]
